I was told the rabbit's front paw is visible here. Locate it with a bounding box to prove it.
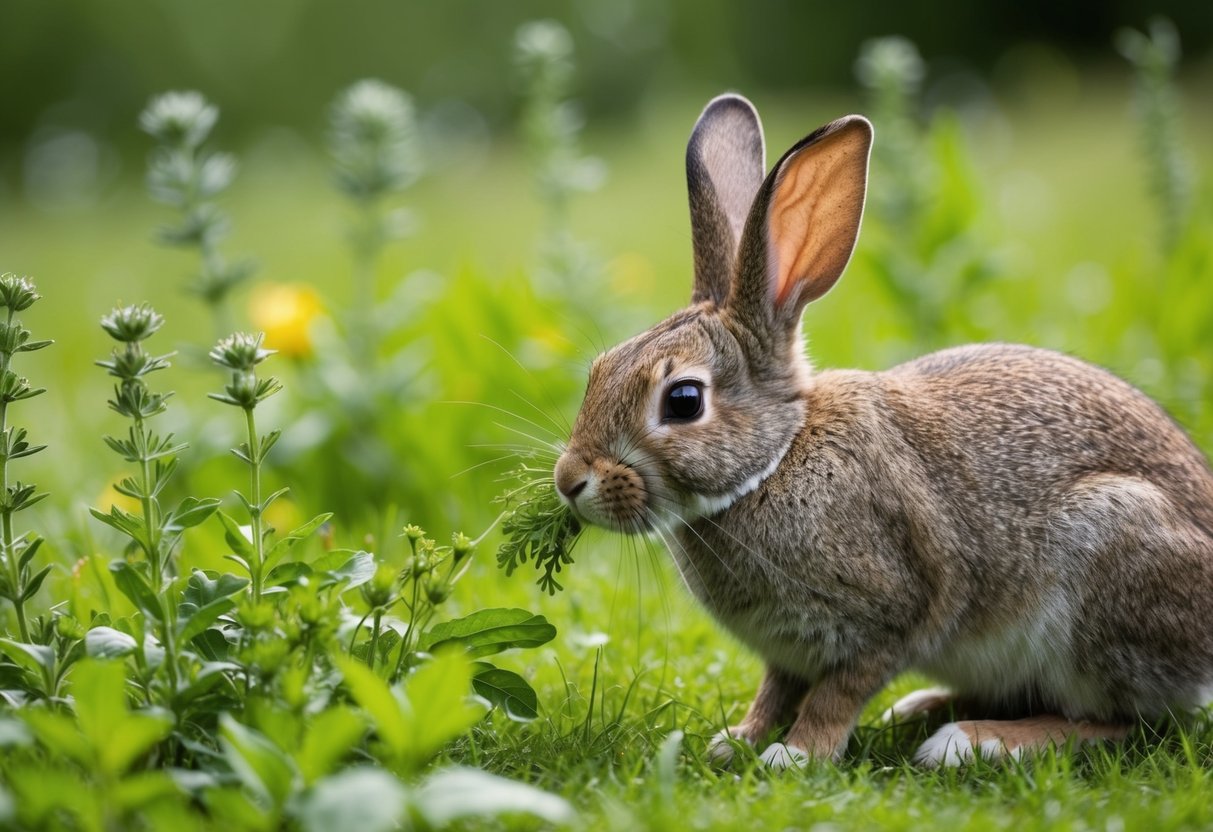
[758,742,808,770]
[706,726,755,766]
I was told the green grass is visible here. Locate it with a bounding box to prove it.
[3,74,1213,829]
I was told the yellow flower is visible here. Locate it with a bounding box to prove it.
[248,283,324,359]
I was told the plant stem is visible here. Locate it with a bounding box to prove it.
[368,608,383,671]
[245,406,265,603]
[0,308,29,642]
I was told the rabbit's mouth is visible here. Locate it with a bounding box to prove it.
[554,451,652,534]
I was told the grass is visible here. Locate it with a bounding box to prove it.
[2,70,1213,828]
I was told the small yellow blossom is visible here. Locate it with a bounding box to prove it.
[248,283,324,359]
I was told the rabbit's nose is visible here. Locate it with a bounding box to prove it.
[554,454,590,503]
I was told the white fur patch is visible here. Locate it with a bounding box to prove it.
[685,434,794,519]
[706,727,751,767]
[880,686,953,724]
[914,723,1020,768]
[759,742,808,770]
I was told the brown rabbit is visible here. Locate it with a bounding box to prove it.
[552,93,1213,767]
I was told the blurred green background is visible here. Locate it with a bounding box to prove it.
[1,0,1212,579]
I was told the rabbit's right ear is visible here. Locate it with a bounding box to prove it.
[686,94,766,306]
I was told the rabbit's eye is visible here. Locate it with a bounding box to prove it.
[664,382,703,421]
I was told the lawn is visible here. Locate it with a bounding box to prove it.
[1,25,1213,831]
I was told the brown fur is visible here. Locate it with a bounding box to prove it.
[553,94,1213,766]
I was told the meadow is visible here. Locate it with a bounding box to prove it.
[1,22,1213,831]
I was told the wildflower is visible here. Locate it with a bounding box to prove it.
[329,79,420,201]
[209,332,274,372]
[100,304,164,343]
[139,91,218,150]
[248,283,324,359]
[0,274,41,312]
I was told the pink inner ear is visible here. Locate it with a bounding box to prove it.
[765,126,869,311]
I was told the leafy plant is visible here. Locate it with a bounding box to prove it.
[495,463,581,595]
[142,90,256,334]
[0,275,51,644]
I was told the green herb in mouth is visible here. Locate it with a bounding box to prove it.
[495,464,583,595]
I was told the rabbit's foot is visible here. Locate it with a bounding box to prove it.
[706,726,755,767]
[759,742,809,770]
[913,717,1129,768]
[880,686,953,723]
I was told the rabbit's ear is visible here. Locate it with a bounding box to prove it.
[686,94,766,306]
[729,116,872,336]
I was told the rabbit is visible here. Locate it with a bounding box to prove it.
[551,93,1213,768]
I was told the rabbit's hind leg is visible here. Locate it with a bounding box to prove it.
[880,686,954,724]
[913,716,1129,768]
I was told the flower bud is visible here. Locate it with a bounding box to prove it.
[0,274,41,312]
[101,304,165,343]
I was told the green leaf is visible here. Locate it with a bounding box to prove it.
[20,564,51,602]
[219,715,298,809]
[0,638,54,673]
[109,562,162,620]
[313,549,375,590]
[296,706,366,784]
[333,656,407,758]
[297,768,406,832]
[182,569,249,608]
[90,505,147,543]
[73,659,173,776]
[177,597,235,644]
[471,663,539,721]
[21,710,91,767]
[84,626,138,659]
[215,510,255,560]
[263,512,331,573]
[165,496,221,531]
[265,561,312,587]
[419,608,556,658]
[414,767,574,827]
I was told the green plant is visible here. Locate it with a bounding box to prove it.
[0,275,50,644]
[515,19,606,304]
[328,78,422,364]
[495,463,581,595]
[142,90,256,334]
[1116,18,1192,253]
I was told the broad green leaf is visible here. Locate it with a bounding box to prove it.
[177,597,235,644]
[414,767,574,827]
[19,710,91,767]
[216,510,256,560]
[84,626,138,659]
[109,562,162,620]
[297,767,406,832]
[333,656,407,757]
[182,569,249,608]
[312,549,375,590]
[265,561,311,587]
[73,660,173,776]
[399,652,485,766]
[0,638,54,673]
[165,496,221,531]
[419,608,556,658]
[471,663,539,722]
[219,715,298,809]
[296,706,367,784]
[263,512,332,573]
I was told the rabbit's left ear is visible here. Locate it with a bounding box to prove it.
[729,116,872,336]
